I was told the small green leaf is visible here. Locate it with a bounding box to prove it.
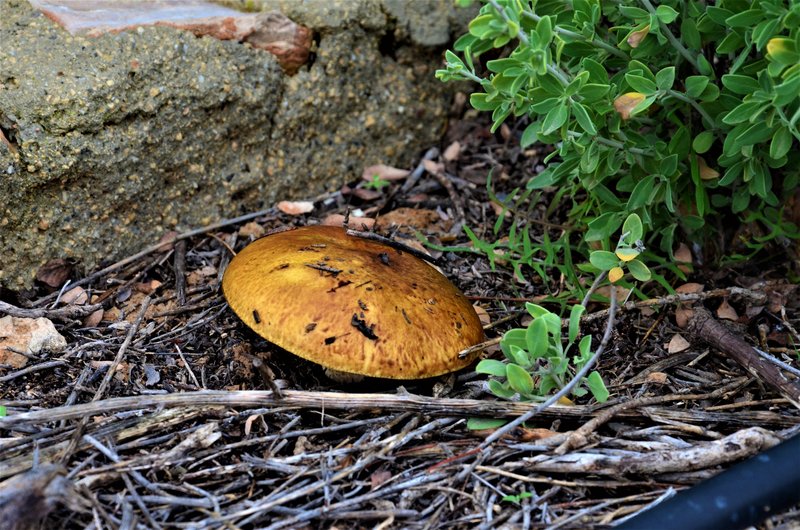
[537,15,553,45]
[585,371,610,402]
[578,334,592,359]
[470,93,501,111]
[693,131,714,154]
[726,9,763,27]
[571,102,597,135]
[526,318,549,359]
[660,154,679,176]
[625,74,657,95]
[488,379,517,399]
[508,344,532,367]
[520,122,539,148]
[525,303,549,319]
[655,67,675,91]
[627,259,652,281]
[468,14,499,38]
[622,213,644,242]
[619,5,649,19]
[579,83,610,102]
[467,417,507,430]
[506,363,535,395]
[627,174,657,210]
[569,305,585,344]
[681,18,701,50]
[541,104,569,135]
[697,55,713,76]
[502,328,527,351]
[722,101,764,125]
[722,74,760,95]
[770,126,793,160]
[589,250,619,271]
[655,5,679,24]
[684,76,709,98]
[0,405,5,417]
[476,359,508,377]
[705,7,734,26]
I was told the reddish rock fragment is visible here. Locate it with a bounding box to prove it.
[29,0,311,74]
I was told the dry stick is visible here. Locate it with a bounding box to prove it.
[174,239,187,307]
[429,169,467,235]
[582,286,768,322]
[399,147,440,194]
[553,379,748,455]
[528,427,782,476]
[687,306,800,409]
[345,229,442,266]
[1,389,794,433]
[0,299,103,322]
[57,297,151,464]
[0,360,68,383]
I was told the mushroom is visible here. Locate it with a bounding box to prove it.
[222,225,484,379]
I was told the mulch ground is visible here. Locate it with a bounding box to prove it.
[1,106,800,529]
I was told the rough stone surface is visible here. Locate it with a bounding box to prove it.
[0,0,474,289]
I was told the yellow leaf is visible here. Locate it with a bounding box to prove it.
[697,156,719,180]
[557,396,575,406]
[766,37,791,59]
[627,25,650,48]
[615,248,639,262]
[613,92,645,120]
[608,266,624,283]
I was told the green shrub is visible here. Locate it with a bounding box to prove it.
[476,302,609,403]
[438,0,800,259]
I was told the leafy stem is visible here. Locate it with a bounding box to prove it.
[664,89,717,130]
[639,0,702,72]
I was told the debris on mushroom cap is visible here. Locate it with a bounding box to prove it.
[222,225,484,379]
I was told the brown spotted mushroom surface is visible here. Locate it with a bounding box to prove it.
[222,226,484,379]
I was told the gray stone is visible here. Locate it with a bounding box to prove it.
[0,0,473,289]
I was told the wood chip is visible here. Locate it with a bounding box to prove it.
[60,286,88,305]
[238,221,265,239]
[443,141,461,162]
[35,258,72,289]
[362,164,410,182]
[277,200,314,215]
[321,213,376,230]
[675,306,693,328]
[674,243,692,273]
[716,299,739,321]
[83,308,103,327]
[668,333,691,353]
[646,372,669,384]
[422,159,445,175]
[676,282,704,294]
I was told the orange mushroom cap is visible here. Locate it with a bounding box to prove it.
[222,225,484,379]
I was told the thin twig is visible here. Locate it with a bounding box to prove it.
[0,360,68,383]
[345,229,442,266]
[174,239,187,307]
[0,300,104,322]
[582,286,768,322]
